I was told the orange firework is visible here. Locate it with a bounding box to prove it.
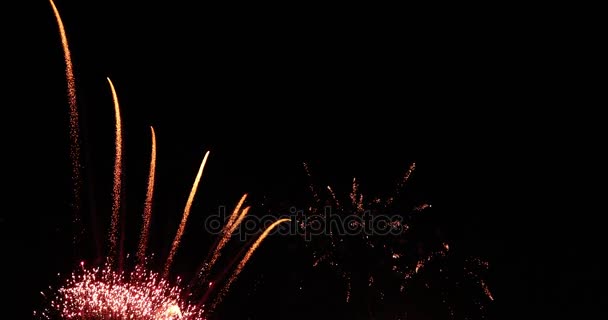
[137,126,157,264]
[225,194,249,232]
[163,151,210,278]
[48,0,82,229]
[106,77,123,266]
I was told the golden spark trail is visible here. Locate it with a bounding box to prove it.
[49,0,82,225]
[107,77,123,265]
[163,151,210,278]
[224,207,251,250]
[137,126,157,264]
[194,194,247,285]
[200,206,251,281]
[224,194,248,232]
[210,218,290,312]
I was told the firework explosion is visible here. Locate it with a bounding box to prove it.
[296,162,494,318]
[39,1,290,318]
[36,263,202,319]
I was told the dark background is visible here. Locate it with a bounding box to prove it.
[3,0,604,319]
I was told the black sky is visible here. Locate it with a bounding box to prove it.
[3,1,605,319]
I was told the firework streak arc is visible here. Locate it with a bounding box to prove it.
[137,126,157,264]
[163,150,210,278]
[106,77,123,267]
[48,0,82,241]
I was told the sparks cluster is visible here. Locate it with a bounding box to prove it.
[36,263,204,320]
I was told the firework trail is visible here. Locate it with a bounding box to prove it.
[224,194,248,231]
[201,194,248,271]
[163,151,210,278]
[106,77,123,266]
[48,0,82,238]
[191,194,247,287]
[209,218,291,312]
[137,126,157,264]
[481,280,494,301]
[198,201,251,284]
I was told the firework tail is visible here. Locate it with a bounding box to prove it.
[198,194,248,273]
[163,151,210,278]
[195,233,257,307]
[196,203,251,285]
[137,126,157,264]
[105,77,123,267]
[48,0,83,246]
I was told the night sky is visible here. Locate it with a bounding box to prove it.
[3,1,604,319]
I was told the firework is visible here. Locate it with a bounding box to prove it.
[163,151,210,279]
[198,205,252,283]
[48,0,82,239]
[106,77,123,267]
[296,162,494,318]
[137,127,157,265]
[40,2,291,318]
[36,263,204,320]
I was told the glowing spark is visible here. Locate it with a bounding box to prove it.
[414,203,431,211]
[481,279,494,301]
[106,77,123,266]
[164,151,210,278]
[138,126,157,264]
[210,218,291,311]
[49,0,82,232]
[164,304,183,318]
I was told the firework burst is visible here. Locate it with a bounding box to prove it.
[36,262,203,320]
[39,1,290,318]
[296,162,494,318]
